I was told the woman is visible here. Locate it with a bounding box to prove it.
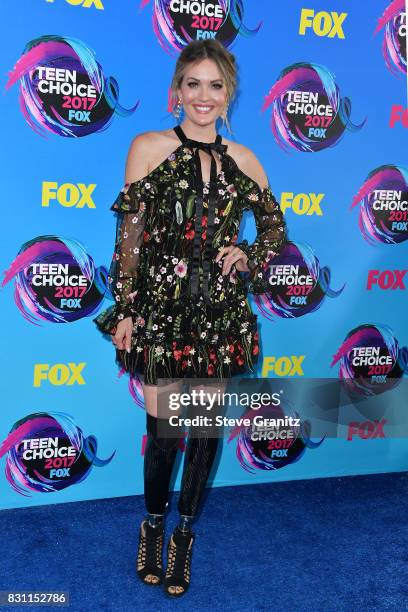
[94,39,287,598]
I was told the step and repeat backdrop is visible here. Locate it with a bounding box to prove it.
[0,0,407,510]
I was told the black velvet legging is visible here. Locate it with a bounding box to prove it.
[144,412,220,517]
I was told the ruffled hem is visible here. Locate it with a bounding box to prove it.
[113,329,260,385]
[234,241,269,295]
[235,241,289,295]
[93,294,258,338]
[94,301,260,384]
[247,271,275,295]
[110,179,155,213]
[93,304,128,336]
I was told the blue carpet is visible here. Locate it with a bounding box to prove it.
[0,472,406,611]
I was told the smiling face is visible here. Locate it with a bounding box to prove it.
[177,58,228,127]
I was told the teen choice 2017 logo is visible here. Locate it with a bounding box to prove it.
[374,0,406,76]
[227,403,324,472]
[262,62,365,152]
[351,165,408,245]
[140,0,261,53]
[1,235,110,325]
[6,35,138,137]
[0,412,115,496]
[253,241,344,320]
[331,324,408,396]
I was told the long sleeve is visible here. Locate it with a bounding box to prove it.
[93,182,146,335]
[236,184,288,294]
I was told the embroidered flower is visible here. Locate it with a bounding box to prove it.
[185,220,195,240]
[247,192,259,201]
[179,179,189,189]
[226,185,237,197]
[174,260,187,277]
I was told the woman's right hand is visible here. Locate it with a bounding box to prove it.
[111,317,133,352]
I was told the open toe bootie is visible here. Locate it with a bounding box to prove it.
[164,527,195,598]
[136,519,164,586]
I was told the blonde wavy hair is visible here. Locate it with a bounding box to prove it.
[170,39,237,134]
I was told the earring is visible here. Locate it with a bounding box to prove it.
[174,97,183,119]
[220,104,228,125]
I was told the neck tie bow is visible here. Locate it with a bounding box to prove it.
[173,125,229,310]
[183,138,228,156]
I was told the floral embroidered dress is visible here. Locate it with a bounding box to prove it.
[94,125,288,384]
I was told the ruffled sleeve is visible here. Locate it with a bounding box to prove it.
[93,182,146,336]
[236,183,288,294]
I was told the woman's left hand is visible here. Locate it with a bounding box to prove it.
[215,246,250,275]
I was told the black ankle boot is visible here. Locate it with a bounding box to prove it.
[164,527,195,597]
[136,519,164,586]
